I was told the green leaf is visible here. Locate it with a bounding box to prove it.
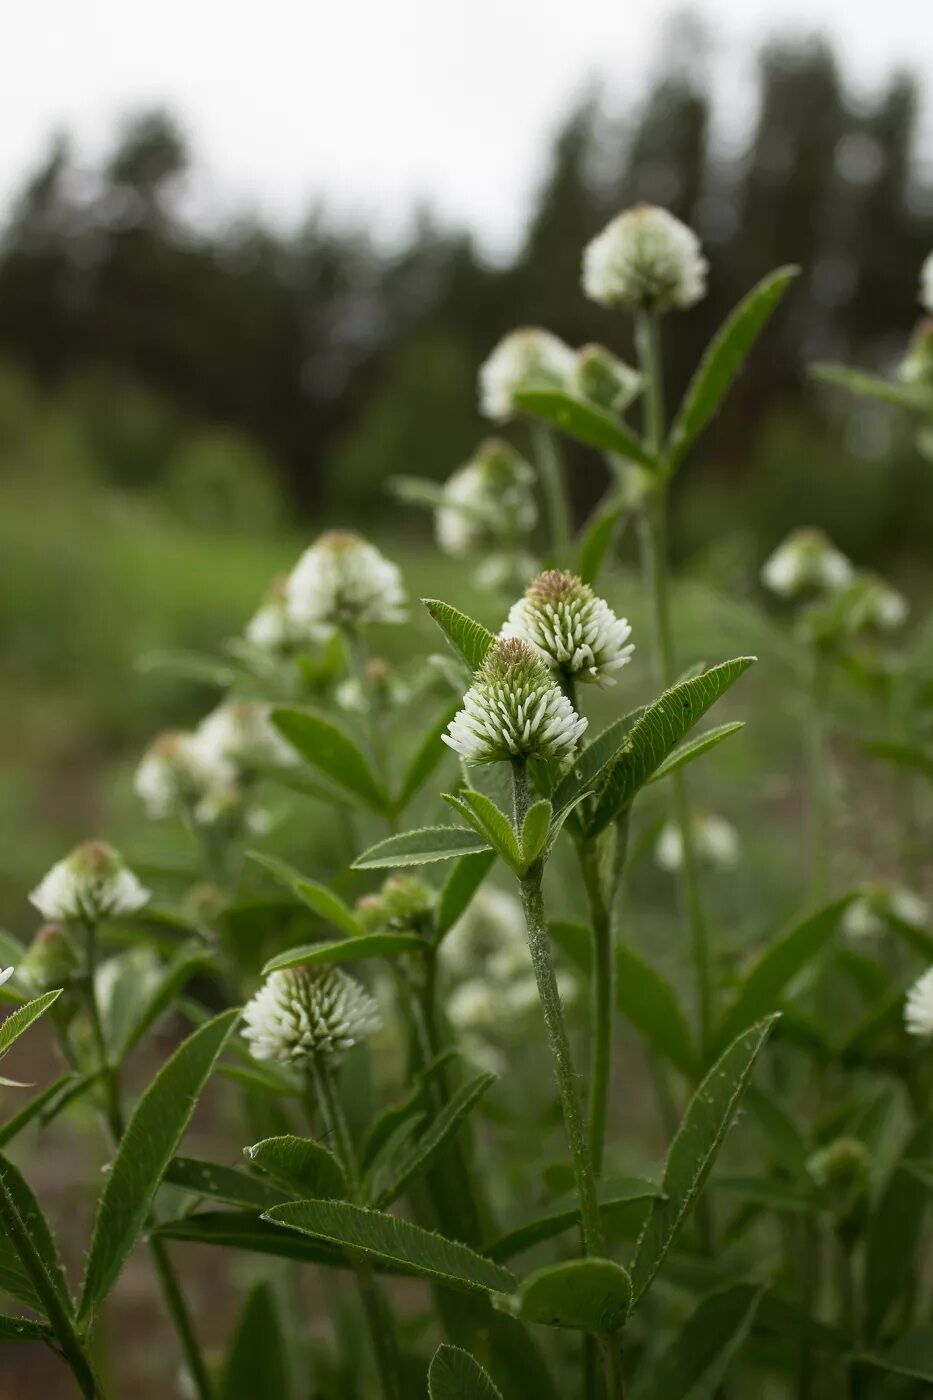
[163,1157,285,1210]
[444,792,522,873]
[262,933,424,974]
[422,599,496,672]
[0,1152,73,1316]
[586,659,756,836]
[648,722,745,785]
[712,1175,813,1213]
[0,1073,84,1149]
[616,944,696,1077]
[220,1281,292,1400]
[505,1258,631,1334]
[0,1313,50,1342]
[111,950,210,1060]
[397,702,460,810]
[812,362,933,414]
[353,827,491,870]
[513,388,654,468]
[861,1328,933,1382]
[744,1088,810,1179]
[244,1135,348,1200]
[577,498,626,585]
[155,1211,350,1268]
[271,709,387,812]
[521,800,553,868]
[630,1016,778,1302]
[248,851,367,937]
[551,710,644,817]
[864,1118,933,1339]
[435,851,496,939]
[135,648,237,688]
[630,1284,762,1400]
[429,1343,503,1400]
[78,1007,239,1324]
[0,991,61,1061]
[712,898,851,1056]
[263,1200,516,1295]
[360,1051,457,1174]
[486,1176,659,1262]
[375,1073,495,1208]
[666,266,799,471]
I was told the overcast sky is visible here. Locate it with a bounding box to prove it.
[5,0,933,255]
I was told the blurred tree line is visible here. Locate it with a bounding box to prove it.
[1,27,932,557]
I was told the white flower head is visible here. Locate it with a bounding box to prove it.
[761,528,854,599]
[572,344,642,414]
[443,637,587,765]
[920,251,933,314]
[905,966,933,1038]
[30,842,150,923]
[242,965,382,1064]
[582,205,708,312]
[844,886,929,942]
[192,700,296,772]
[842,572,909,634]
[502,570,634,686]
[655,813,739,872]
[245,575,304,652]
[135,729,238,821]
[479,328,576,421]
[441,887,526,976]
[286,532,406,631]
[436,440,537,558]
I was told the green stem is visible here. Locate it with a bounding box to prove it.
[600,1332,627,1399]
[578,830,625,1176]
[0,1167,101,1398]
[149,1236,216,1400]
[532,421,573,564]
[512,761,604,1257]
[806,648,831,904]
[310,1057,401,1400]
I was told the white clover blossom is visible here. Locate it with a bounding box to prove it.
[761,528,854,598]
[286,532,406,631]
[861,577,909,631]
[582,205,707,312]
[245,575,304,651]
[0,967,13,987]
[655,813,739,873]
[502,571,634,686]
[135,729,238,821]
[478,328,576,421]
[192,700,296,772]
[572,344,642,414]
[242,965,382,1065]
[920,251,933,314]
[443,638,587,765]
[844,886,929,942]
[905,967,933,1038]
[441,887,526,976]
[435,440,537,559]
[30,842,150,923]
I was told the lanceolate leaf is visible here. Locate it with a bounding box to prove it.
[360,1051,458,1173]
[244,1135,347,1200]
[0,1152,73,1316]
[587,659,756,836]
[422,599,496,672]
[220,1281,292,1400]
[262,933,424,974]
[616,944,696,1077]
[263,1199,516,1295]
[248,851,366,938]
[444,792,522,872]
[666,266,799,471]
[353,827,491,870]
[163,1157,286,1210]
[429,1343,503,1400]
[271,709,387,812]
[521,800,553,868]
[78,1008,239,1324]
[113,950,211,1060]
[861,1328,933,1383]
[812,363,933,414]
[486,1176,659,1262]
[513,388,654,468]
[865,1118,933,1339]
[0,991,61,1061]
[577,498,627,585]
[435,851,496,939]
[648,722,745,785]
[0,1313,50,1342]
[505,1258,631,1334]
[156,1211,351,1267]
[630,1284,762,1400]
[551,710,644,817]
[712,897,852,1056]
[375,1074,495,1208]
[630,1016,778,1303]
[0,1073,84,1149]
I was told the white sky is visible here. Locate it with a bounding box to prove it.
[5,0,933,256]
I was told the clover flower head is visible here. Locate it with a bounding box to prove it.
[192,700,296,772]
[572,344,642,414]
[30,842,150,923]
[898,319,933,389]
[441,887,526,976]
[478,328,576,421]
[582,205,708,311]
[443,638,587,765]
[920,251,933,314]
[905,966,933,1038]
[655,813,739,873]
[356,873,436,933]
[245,575,301,651]
[502,571,634,686]
[20,924,80,993]
[286,532,406,631]
[435,440,537,558]
[135,729,238,821]
[845,572,909,633]
[242,965,382,1065]
[761,528,854,599]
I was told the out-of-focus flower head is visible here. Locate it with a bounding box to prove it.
[582,205,707,312]
[135,729,237,822]
[244,575,304,652]
[242,965,382,1065]
[919,250,933,315]
[435,439,537,561]
[29,842,150,923]
[655,813,739,873]
[443,637,587,765]
[193,700,296,773]
[807,1137,870,1225]
[356,874,437,935]
[572,344,642,415]
[440,887,526,977]
[761,528,854,599]
[843,886,928,942]
[501,570,634,686]
[286,532,406,632]
[19,924,80,994]
[905,966,933,1038]
[335,658,412,716]
[479,328,576,421]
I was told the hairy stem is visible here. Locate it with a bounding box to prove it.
[532,421,573,564]
[578,826,627,1176]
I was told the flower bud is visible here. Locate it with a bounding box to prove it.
[478,328,576,421]
[807,1137,870,1224]
[572,345,642,415]
[905,966,933,1038]
[435,440,537,559]
[29,841,150,923]
[502,571,634,686]
[20,924,80,992]
[761,528,853,599]
[582,205,707,312]
[356,874,436,934]
[286,532,406,630]
[242,965,382,1064]
[443,638,587,765]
